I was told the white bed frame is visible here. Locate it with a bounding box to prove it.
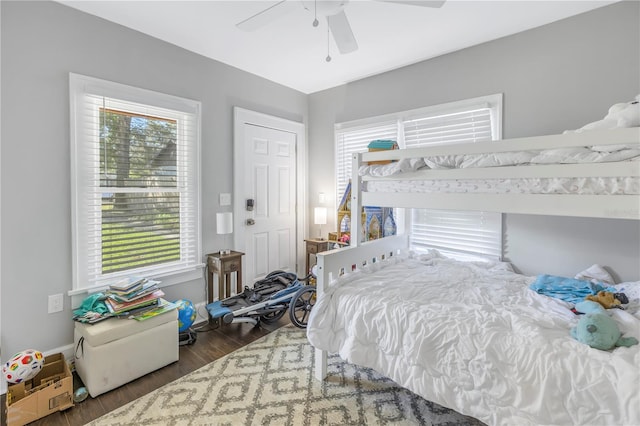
[313,127,640,380]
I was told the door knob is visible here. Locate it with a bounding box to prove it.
[246,218,255,226]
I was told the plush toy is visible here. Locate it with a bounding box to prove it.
[566,94,640,133]
[571,301,638,351]
[575,300,606,314]
[586,290,623,309]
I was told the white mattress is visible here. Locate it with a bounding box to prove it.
[365,176,640,195]
[307,251,640,426]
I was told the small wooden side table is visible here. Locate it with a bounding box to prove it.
[304,239,330,275]
[206,251,244,303]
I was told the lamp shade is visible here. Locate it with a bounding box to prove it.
[216,212,233,235]
[314,207,327,225]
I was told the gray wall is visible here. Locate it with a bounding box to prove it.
[308,1,640,281]
[0,1,307,356]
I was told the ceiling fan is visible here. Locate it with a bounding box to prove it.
[237,0,446,58]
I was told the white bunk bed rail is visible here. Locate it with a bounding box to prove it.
[313,235,408,379]
[351,128,640,231]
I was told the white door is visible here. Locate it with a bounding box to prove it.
[233,108,305,285]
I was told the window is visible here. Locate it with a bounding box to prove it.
[335,94,503,261]
[335,121,397,208]
[70,74,201,291]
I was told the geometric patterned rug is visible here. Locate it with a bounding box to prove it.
[89,325,485,425]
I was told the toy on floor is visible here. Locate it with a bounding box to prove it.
[571,301,638,351]
[2,349,44,384]
[176,299,197,346]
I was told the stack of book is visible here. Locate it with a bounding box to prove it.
[105,277,166,318]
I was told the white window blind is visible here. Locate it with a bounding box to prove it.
[403,107,493,147]
[403,105,503,261]
[70,74,202,290]
[335,122,397,207]
[335,95,503,261]
[411,209,502,261]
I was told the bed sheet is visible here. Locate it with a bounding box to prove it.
[307,251,640,426]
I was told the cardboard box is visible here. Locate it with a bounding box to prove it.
[6,353,74,426]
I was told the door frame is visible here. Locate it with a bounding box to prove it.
[233,107,307,278]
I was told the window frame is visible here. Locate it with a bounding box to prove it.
[69,73,202,294]
[334,94,503,261]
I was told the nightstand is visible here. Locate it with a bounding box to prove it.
[206,251,244,302]
[304,239,330,274]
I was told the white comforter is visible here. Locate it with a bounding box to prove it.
[359,145,640,177]
[307,252,640,426]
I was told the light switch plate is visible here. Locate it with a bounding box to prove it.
[219,193,231,206]
[48,294,63,313]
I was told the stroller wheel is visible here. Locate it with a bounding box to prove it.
[260,308,286,324]
[289,286,316,328]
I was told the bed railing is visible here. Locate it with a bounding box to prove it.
[349,128,640,228]
[359,128,640,161]
[313,234,408,380]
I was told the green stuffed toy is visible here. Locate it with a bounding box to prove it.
[571,301,638,351]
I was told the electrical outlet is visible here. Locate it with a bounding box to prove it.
[48,294,64,313]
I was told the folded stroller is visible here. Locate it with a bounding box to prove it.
[206,270,316,328]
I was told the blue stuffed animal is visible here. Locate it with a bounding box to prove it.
[571,301,638,351]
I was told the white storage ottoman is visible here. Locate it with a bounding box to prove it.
[74,310,179,397]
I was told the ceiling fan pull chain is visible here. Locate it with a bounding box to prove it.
[313,0,319,27]
[326,25,332,62]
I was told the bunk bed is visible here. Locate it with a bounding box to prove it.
[306,127,640,426]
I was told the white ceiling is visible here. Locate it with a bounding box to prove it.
[58,1,616,94]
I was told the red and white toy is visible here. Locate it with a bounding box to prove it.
[2,349,44,384]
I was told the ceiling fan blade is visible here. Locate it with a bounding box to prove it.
[327,10,358,54]
[237,0,298,32]
[375,0,446,7]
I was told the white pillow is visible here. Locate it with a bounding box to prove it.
[574,264,615,285]
[613,281,640,300]
[612,281,640,317]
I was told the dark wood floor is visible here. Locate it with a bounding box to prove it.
[3,317,290,426]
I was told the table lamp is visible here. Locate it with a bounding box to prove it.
[314,207,327,240]
[216,212,233,255]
